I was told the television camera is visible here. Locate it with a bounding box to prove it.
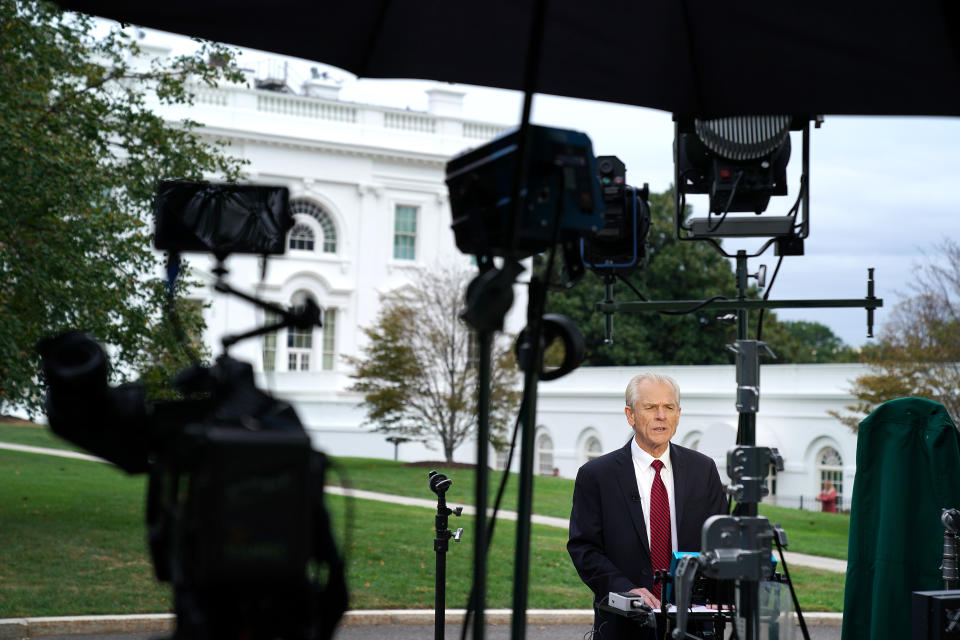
[37,182,347,640]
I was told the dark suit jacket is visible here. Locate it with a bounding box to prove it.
[567,439,727,639]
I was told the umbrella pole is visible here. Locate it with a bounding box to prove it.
[505,2,549,639]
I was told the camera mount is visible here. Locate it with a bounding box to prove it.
[38,181,348,640]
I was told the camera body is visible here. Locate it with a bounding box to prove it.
[446,125,604,259]
[39,332,345,640]
[580,155,651,278]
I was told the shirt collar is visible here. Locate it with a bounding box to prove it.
[631,437,671,472]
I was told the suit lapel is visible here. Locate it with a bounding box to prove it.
[614,440,650,558]
[671,443,688,530]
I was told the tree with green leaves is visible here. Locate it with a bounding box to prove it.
[755,318,858,364]
[546,188,856,365]
[829,239,960,431]
[0,0,246,415]
[346,266,521,462]
[546,189,737,365]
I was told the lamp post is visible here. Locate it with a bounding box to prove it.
[385,436,410,461]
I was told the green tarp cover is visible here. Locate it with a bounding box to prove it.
[841,397,960,640]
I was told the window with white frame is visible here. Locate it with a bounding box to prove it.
[393,205,417,260]
[321,307,337,370]
[262,310,278,371]
[287,291,316,371]
[287,326,312,371]
[288,223,315,251]
[817,446,844,508]
[764,463,778,504]
[260,294,338,373]
[290,199,337,253]
[536,432,554,476]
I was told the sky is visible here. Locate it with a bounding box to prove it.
[146,29,960,350]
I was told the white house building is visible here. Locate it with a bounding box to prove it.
[144,40,866,511]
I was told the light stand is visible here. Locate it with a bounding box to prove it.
[602,249,878,640]
[429,470,463,640]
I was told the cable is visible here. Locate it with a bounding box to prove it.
[706,170,743,233]
[659,295,730,316]
[615,273,649,301]
[772,533,811,640]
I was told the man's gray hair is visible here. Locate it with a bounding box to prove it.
[625,373,681,408]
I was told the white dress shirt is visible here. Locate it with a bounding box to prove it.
[631,438,679,553]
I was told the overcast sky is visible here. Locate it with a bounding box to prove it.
[144,29,960,349]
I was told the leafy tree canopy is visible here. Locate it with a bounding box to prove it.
[0,0,246,414]
[545,188,857,366]
[830,239,960,431]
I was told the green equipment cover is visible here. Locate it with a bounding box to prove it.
[841,397,960,640]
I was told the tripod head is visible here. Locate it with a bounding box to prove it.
[429,470,453,496]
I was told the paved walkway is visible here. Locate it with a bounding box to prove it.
[325,486,848,573]
[3,442,848,573]
[0,442,107,463]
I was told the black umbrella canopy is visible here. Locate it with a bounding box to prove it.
[56,0,960,117]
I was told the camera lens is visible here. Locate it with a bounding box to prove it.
[38,332,108,395]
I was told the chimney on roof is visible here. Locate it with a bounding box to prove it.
[302,68,342,100]
[426,88,465,116]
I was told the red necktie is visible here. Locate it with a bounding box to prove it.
[650,459,671,602]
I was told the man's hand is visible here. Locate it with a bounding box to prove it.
[628,587,659,610]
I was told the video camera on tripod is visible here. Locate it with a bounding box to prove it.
[36,181,347,640]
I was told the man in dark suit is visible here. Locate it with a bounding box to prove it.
[568,373,727,639]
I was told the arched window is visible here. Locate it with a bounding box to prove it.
[260,292,338,373]
[290,199,337,253]
[536,433,554,476]
[585,436,602,462]
[817,446,844,510]
[288,223,315,251]
[287,291,316,371]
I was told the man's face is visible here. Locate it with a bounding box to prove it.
[625,379,680,457]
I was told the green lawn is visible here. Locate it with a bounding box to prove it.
[0,449,171,617]
[0,422,81,452]
[0,429,852,562]
[756,504,850,560]
[0,442,846,617]
[327,457,851,560]
[328,456,577,520]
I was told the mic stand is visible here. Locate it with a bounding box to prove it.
[429,471,463,640]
